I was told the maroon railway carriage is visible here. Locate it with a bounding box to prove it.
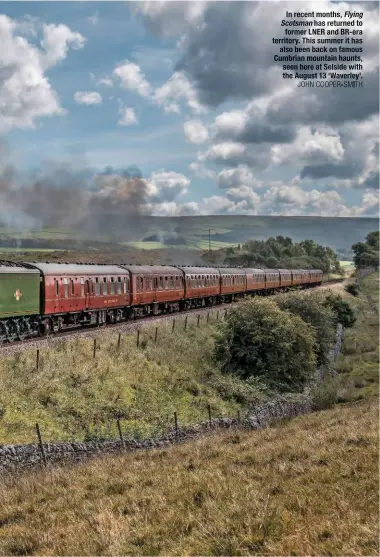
[309,269,323,285]
[291,269,310,287]
[278,269,292,288]
[245,268,266,292]
[264,269,280,291]
[177,266,220,308]
[218,268,246,300]
[119,265,184,315]
[32,263,131,332]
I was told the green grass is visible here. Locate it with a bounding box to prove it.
[0,315,268,445]
[334,273,379,400]
[0,397,377,556]
[122,241,168,250]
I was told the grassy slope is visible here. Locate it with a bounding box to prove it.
[334,273,379,400]
[0,316,267,445]
[0,398,378,556]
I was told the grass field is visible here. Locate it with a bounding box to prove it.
[0,315,267,445]
[0,397,377,556]
[334,273,379,400]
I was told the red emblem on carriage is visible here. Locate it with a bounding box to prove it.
[14,289,22,301]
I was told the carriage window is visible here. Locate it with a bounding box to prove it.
[164,276,169,290]
[103,278,108,295]
[170,276,174,288]
[70,279,75,296]
[64,278,69,298]
[55,279,59,296]
[116,278,122,295]
[109,278,115,295]
[95,278,100,296]
[158,277,163,290]
[80,278,84,296]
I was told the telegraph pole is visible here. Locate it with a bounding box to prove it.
[209,229,211,252]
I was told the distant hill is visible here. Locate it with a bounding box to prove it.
[1,215,377,260]
[123,215,378,260]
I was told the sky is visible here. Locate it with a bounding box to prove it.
[0,0,379,221]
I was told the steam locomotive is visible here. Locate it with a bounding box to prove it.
[0,261,323,343]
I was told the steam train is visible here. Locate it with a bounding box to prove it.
[0,261,323,343]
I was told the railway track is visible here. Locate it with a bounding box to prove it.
[0,278,344,356]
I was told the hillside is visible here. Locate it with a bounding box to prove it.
[0,216,377,260]
[0,398,378,556]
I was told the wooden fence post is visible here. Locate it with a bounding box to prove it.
[117,419,125,449]
[117,333,121,351]
[207,404,212,426]
[207,312,210,323]
[197,315,200,327]
[136,329,140,348]
[237,409,241,424]
[36,349,40,371]
[35,423,47,467]
[184,316,188,330]
[154,327,158,344]
[93,339,97,358]
[174,411,179,437]
[172,319,175,333]
[216,310,219,321]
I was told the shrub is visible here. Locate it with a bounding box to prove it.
[276,293,336,367]
[311,377,338,410]
[214,298,317,393]
[345,283,360,297]
[324,294,357,328]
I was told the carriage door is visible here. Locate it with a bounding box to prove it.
[85,279,91,309]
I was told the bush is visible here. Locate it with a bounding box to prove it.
[345,283,360,297]
[214,298,317,393]
[276,293,336,367]
[324,294,357,328]
[311,377,338,410]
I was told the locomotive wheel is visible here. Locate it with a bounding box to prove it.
[17,319,30,341]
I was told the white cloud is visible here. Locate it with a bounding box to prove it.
[199,142,246,163]
[155,71,207,115]
[188,162,216,179]
[184,120,209,144]
[118,107,137,126]
[40,22,85,70]
[98,77,113,88]
[113,60,152,98]
[74,91,102,105]
[215,111,246,137]
[0,15,85,133]
[217,166,261,190]
[148,170,190,201]
[271,127,345,167]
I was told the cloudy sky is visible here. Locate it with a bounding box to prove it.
[0,0,379,219]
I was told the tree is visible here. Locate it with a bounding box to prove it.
[276,293,336,366]
[352,231,379,268]
[267,256,279,268]
[366,231,379,251]
[324,294,356,328]
[214,298,317,393]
